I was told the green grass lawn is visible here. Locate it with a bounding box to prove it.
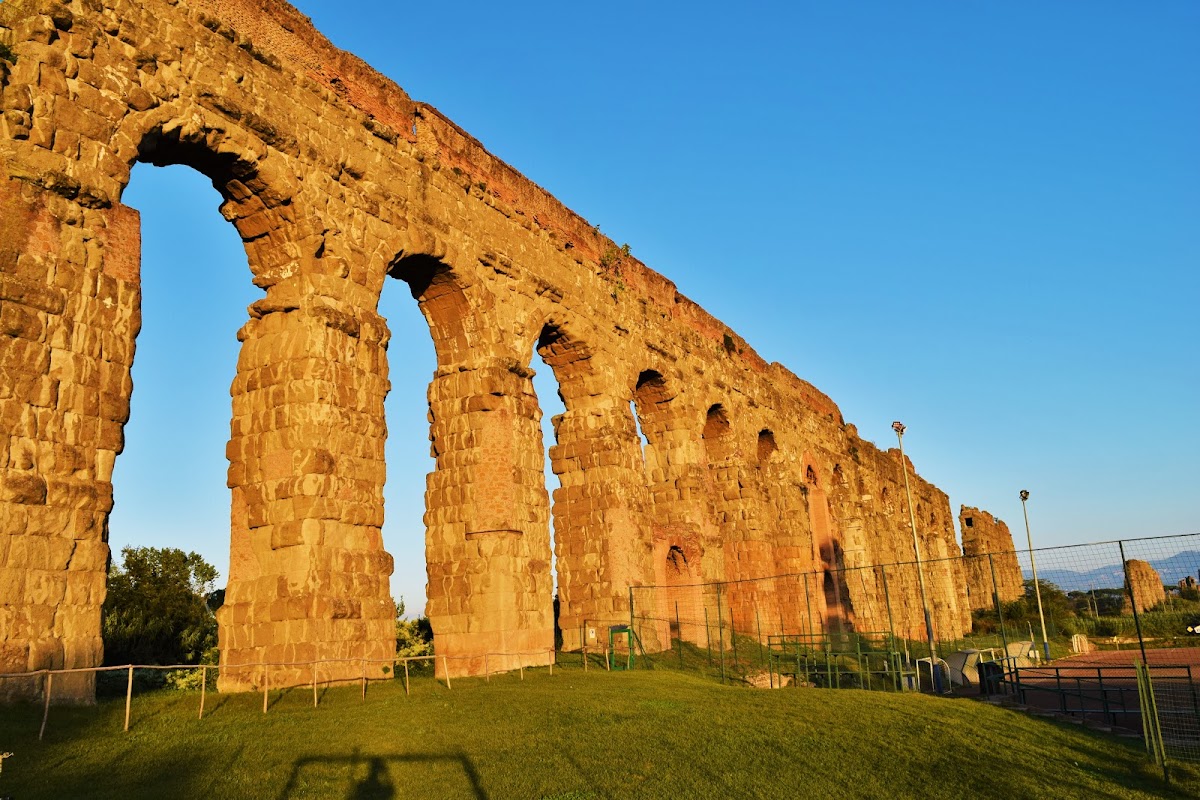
[0,665,1193,799]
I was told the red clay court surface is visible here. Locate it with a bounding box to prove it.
[1000,647,1200,742]
[1057,646,1200,669]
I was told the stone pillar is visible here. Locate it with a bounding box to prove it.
[0,183,134,702]
[548,399,651,652]
[216,273,395,691]
[423,358,554,677]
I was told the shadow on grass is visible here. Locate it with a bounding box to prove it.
[276,749,488,800]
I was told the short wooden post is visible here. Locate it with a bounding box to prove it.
[262,666,269,714]
[520,654,525,681]
[361,659,367,701]
[549,649,554,676]
[485,653,490,683]
[199,666,207,720]
[583,646,588,672]
[38,671,52,741]
[312,663,318,707]
[124,665,134,731]
[604,647,610,671]
[403,660,410,695]
[443,656,451,689]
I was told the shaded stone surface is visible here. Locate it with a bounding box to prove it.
[1,0,976,699]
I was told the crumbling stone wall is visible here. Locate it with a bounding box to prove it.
[959,506,1024,611]
[1124,560,1166,614]
[0,0,972,699]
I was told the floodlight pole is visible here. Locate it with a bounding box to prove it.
[1020,490,1051,663]
[893,421,940,692]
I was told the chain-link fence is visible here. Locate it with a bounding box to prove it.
[628,533,1200,759]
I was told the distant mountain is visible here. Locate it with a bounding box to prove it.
[1033,551,1200,593]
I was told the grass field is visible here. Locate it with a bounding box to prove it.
[0,665,1195,799]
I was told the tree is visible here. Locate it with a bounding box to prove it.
[395,598,433,658]
[102,546,221,666]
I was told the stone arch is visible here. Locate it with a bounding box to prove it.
[629,368,673,472]
[121,129,394,691]
[106,104,305,289]
[388,253,476,367]
[655,540,705,646]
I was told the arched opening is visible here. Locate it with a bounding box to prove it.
[666,544,689,577]
[530,324,570,650]
[635,369,669,402]
[757,429,776,463]
[105,161,260,673]
[631,369,669,478]
[377,256,442,632]
[703,403,731,440]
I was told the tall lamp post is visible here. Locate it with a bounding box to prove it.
[892,421,940,691]
[1019,490,1051,663]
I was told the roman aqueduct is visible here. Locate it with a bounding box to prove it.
[1,0,992,700]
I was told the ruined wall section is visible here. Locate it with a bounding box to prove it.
[958,506,1023,611]
[1125,559,1166,614]
[1,0,974,698]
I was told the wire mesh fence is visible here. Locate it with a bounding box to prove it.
[3,533,1198,766]
[0,649,557,741]
[628,532,1200,759]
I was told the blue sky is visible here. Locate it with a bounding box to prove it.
[109,2,1199,614]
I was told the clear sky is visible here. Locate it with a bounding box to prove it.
[109,1,1199,615]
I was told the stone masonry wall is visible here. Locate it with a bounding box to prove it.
[1,0,971,698]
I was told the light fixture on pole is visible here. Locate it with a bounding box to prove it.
[1020,489,1051,663]
[892,421,940,691]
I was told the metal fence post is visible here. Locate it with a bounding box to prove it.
[676,601,684,669]
[704,606,712,666]
[803,572,815,643]
[880,565,900,690]
[756,606,764,668]
[989,553,1009,662]
[716,583,727,684]
[1118,540,1149,665]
